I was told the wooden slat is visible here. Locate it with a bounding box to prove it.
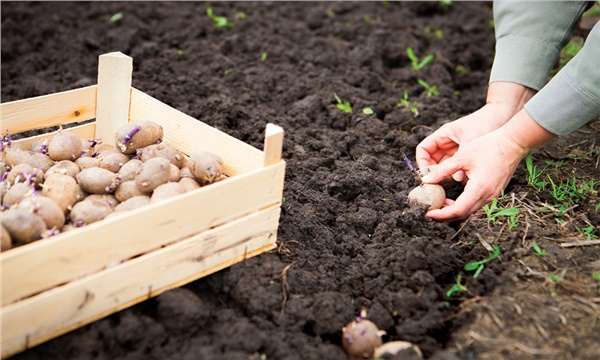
[1,205,280,358]
[129,88,265,175]
[264,123,284,166]
[11,123,96,152]
[95,52,132,145]
[1,161,285,306]
[0,86,97,134]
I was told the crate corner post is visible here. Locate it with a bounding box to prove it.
[96,51,133,146]
[263,123,284,167]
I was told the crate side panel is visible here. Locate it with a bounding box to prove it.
[129,88,264,176]
[1,205,280,358]
[1,161,285,305]
[11,123,96,151]
[1,86,97,135]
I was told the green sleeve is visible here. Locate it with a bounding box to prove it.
[524,23,600,136]
[491,1,600,136]
[490,1,589,90]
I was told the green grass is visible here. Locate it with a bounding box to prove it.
[465,245,501,279]
[482,197,519,225]
[333,93,352,114]
[417,79,439,97]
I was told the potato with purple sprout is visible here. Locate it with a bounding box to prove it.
[115,120,163,155]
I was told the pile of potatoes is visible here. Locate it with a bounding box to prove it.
[0,120,224,251]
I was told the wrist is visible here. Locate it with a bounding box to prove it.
[486,82,537,119]
[498,109,557,156]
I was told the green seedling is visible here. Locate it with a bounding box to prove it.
[465,245,501,279]
[260,52,267,61]
[176,49,184,56]
[525,153,547,190]
[109,12,123,23]
[446,275,468,297]
[406,47,435,72]
[333,93,352,114]
[395,91,420,117]
[547,175,594,205]
[593,272,600,295]
[454,65,468,75]
[417,79,439,97]
[482,198,519,225]
[362,107,374,115]
[207,7,234,28]
[531,241,546,257]
[545,159,567,169]
[425,26,444,39]
[438,0,452,10]
[488,19,495,31]
[234,11,247,20]
[326,9,335,17]
[507,214,519,229]
[576,225,598,240]
[362,15,371,23]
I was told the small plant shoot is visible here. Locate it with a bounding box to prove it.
[333,93,352,114]
[207,7,234,28]
[406,47,435,72]
[446,275,468,297]
[465,245,501,278]
[417,79,439,97]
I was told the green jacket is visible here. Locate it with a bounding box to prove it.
[490,1,600,136]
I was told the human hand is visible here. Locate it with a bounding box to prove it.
[419,127,525,222]
[415,82,536,181]
[419,109,556,222]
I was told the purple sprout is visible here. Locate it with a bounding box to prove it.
[121,125,141,145]
[88,139,98,149]
[4,131,12,148]
[402,152,417,176]
[39,139,48,154]
[1,172,8,183]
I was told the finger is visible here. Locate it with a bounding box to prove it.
[421,158,464,184]
[425,182,486,222]
[415,132,458,168]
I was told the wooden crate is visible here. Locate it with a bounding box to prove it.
[0,52,285,358]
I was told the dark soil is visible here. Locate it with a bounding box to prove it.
[2,2,599,360]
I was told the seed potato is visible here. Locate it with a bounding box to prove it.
[115,180,147,202]
[179,177,201,192]
[99,152,130,173]
[77,167,120,194]
[75,156,100,170]
[48,132,83,161]
[3,182,34,206]
[46,160,80,178]
[151,182,186,203]
[1,224,12,251]
[115,120,163,155]
[407,184,446,211]
[69,198,113,226]
[114,195,151,213]
[6,163,44,186]
[17,196,65,230]
[342,317,384,359]
[1,208,47,244]
[135,157,171,192]
[138,143,185,168]
[5,148,54,172]
[187,150,224,185]
[117,159,143,182]
[41,173,81,213]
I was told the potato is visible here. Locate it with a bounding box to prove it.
[373,341,423,359]
[115,180,147,202]
[2,182,34,206]
[75,156,100,170]
[1,208,47,244]
[169,164,181,182]
[0,181,8,205]
[179,167,194,179]
[1,224,12,251]
[41,173,81,213]
[99,152,130,173]
[81,138,98,157]
[187,150,223,185]
[114,195,151,213]
[17,196,65,230]
[5,148,54,172]
[138,143,185,168]
[408,184,446,211]
[179,177,201,192]
[151,182,185,203]
[117,159,143,182]
[46,160,80,178]
[47,131,83,161]
[69,199,113,226]
[342,317,384,359]
[85,194,120,208]
[29,138,49,154]
[135,157,171,192]
[115,120,163,155]
[5,163,44,186]
[77,167,120,194]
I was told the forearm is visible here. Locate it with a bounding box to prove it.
[485,82,536,122]
[498,109,557,157]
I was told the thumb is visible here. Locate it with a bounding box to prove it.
[421,161,462,184]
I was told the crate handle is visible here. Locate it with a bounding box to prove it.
[264,123,284,166]
[95,51,133,146]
